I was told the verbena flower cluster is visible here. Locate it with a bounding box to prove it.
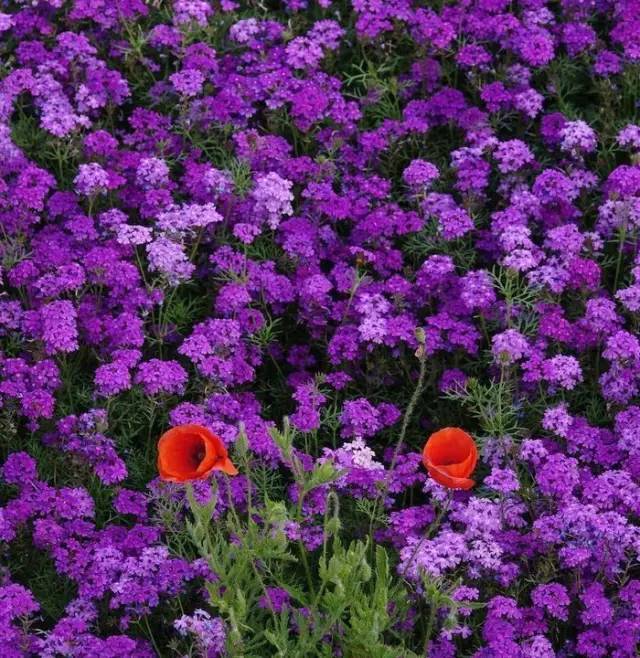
[1,0,640,655]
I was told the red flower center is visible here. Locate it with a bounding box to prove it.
[163,432,208,475]
[157,424,239,482]
[191,443,206,468]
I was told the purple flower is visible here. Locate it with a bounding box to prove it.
[136,157,170,189]
[116,224,153,246]
[41,300,79,355]
[536,453,580,499]
[50,412,127,484]
[403,159,439,189]
[95,361,132,397]
[134,359,187,396]
[0,13,13,33]
[73,163,111,196]
[580,582,613,626]
[290,381,326,432]
[258,587,290,613]
[173,0,212,27]
[532,583,570,620]
[174,610,226,656]
[170,69,205,97]
[340,398,381,439]
[113,489,148,520]
[485,467,520,494]
[157,203,222,233]
[603,330,640,363]
[542,403,573,438]
[492,330,529,365]
[560,120,598,157]
[1,452,38,489]
[146,237,195,285]
[541,355,583,390]
[178,319,258,386]
[252,172,294,230]
[494,140,534,173]
[423,194,474,239]
[594,50,622,76]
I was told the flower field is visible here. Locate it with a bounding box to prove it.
[2,0,640,655]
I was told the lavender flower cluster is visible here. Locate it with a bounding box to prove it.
[1,0,640,655]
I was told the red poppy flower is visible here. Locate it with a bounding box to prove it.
[422,427,478,490]
[157,424,238,482]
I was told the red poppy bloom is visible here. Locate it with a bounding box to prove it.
[422,427,478,490]
[157,424,238,482]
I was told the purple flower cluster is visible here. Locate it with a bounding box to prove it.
[0,453,203,656]
[1,0,640,654]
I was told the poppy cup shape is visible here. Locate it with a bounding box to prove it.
[158,424,238,482]
[422,427,478,490]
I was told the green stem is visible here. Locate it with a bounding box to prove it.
[423,600,438,657]
[427,492,452,539]
[389,350,429,473]
[185,481,264,656]
[613,223,628,292]
[142,614,161,657]
[313,491,339,608]
[479,314,491,348]
[296,491,316,597]
[368,345,429,548]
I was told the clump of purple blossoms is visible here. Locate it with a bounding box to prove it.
[2,0,640,655]
[174,610,226,657]
[252,172,294,230]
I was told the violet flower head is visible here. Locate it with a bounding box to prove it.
[560,120,598,157]
[491,329,529,365]
[403,159,439,189]
[252,172,294,230]
[340,398,381,439]
[73,163,111,196]
[146,237,195,285]
[174,610,226,656]
[134,359,188,396]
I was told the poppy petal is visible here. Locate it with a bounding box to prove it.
[427,464,475,490]
[215,458,239,476]
[422,427,478,490]
[423,427,474,465]
[157,424,238,482]
[195,435,221,477]
[434,443,478,478]
[158,430,204,479]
